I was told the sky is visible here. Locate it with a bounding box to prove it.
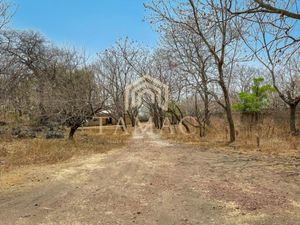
[10,0,158,57]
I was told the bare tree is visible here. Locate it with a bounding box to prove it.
[235,6,300,134]
[0,0,12,116]
[146,0,243,142]
[232,0,300,50]
[39,48,108,139]
[50,51,107,139]
[93,40,139,126]
[1,30,56,124]
[149,49,176,129]
[0,0,11,30]
[1,29,107,139]
[161,23,213,135]
[233,0,300,20]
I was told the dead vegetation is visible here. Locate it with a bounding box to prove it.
[0,126,130,174]
[162,115,300,156]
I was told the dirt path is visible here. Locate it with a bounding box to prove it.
[0,131,299,225]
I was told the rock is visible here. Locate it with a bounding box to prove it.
[0,121,7,126]
[45,127,64,139]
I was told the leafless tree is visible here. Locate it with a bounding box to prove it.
[1,30,56,124]
[232,0,300,50]
[0,0,11,30]
[160,22,214,135]
[234,0,300,20]
[149,49,178,129]
[234,6,300,134]
[1,29,107,139]
[145,0,243,142]
[93,40,140,126]
[49,49,107,139]
[0,0,13,116]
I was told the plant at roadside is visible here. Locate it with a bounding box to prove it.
[233,77,275,122]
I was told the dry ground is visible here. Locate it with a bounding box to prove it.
[0,129,299,225]
[0,126,130,172]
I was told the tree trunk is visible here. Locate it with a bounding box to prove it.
[289,104,297,134]
[131,115,135,127]
[218,68,235,143]
[168,109,190,133]
[122,113,127,129]
[36,77,48,126]
[69,125,80,140]
[204,93,210,126]
[225,105,235,143]
[199,123,206,137]
[182,120,190,133]
[128,111,136,127]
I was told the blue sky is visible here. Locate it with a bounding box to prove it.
[10,0,158,56]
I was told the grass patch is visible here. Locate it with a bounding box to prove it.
[0,126,131,173]
[161,116,300,155]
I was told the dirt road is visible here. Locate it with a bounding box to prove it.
[0,131,299,225]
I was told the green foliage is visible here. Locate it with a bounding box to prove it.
[233,77,275,114]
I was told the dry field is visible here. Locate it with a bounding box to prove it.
[161,116,300,156]
[0,126,131,174]
[0,130,299,225]
[0,120,299,225]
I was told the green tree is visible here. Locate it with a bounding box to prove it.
[233,77,275,122]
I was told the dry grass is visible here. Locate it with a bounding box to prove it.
[162,116,300,155]
[0,126,131,173]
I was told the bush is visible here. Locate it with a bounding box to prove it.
[11,127,37,139]
[45,127,64,139]
[233,77,275,122]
